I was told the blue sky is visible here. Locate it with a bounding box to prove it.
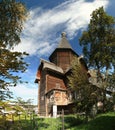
[9,0,115,105]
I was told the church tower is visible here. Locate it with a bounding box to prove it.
[49,32,78,72]
[35,32,83,117]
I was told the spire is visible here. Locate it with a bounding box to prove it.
[57,32,72,49]
[61,32,66,37]
[49,32,78,62]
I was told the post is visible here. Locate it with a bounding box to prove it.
[62,109,64,130]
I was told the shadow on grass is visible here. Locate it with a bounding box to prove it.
[68,113,115,130]
[0,117,50,130]
[87,115,115,130]
[64,116,84,129]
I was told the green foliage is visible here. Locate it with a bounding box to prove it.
[0,90,13,100]
[68,57,98,118]
[0,100,24,113]
[86,112,115,130]
[0,0,28,100]
[107,72,115,92]
[68,112,115,130]
[0,112,114,130]
[79,6,115,70]
[0,111,115,130]
[13,97,35,114]
[15,97,34,108]
[79,6,115,111]
[0,0,27,47]
[105,99,114,112]
[68,57,89,89]
[0,100,9,109]
[0,49,28,88]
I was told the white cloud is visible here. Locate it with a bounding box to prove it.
[11,0,110,103]
[11,0,109,104]
[9,83,38,105]
[14,0,109,56]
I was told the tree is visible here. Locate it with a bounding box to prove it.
[0,0,28,100]
[68,57,98,120]
[14,97,34,112]
[0,0,27,47]
[79,6,115,111]
[0,90,13,100]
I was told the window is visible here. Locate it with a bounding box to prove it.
[56,83,60,89]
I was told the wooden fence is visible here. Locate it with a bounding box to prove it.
[0,109,67,130]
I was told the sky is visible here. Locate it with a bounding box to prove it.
[9,0,115,105]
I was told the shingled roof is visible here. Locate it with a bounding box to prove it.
[40,59,64,74]
[49,32,79,61]
[57,32,72,49]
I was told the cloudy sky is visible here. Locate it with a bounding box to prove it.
[9,0,115,104]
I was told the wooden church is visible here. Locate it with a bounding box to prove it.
[35,32,87,117]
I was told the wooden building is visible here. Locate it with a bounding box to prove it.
[35,32,87,117]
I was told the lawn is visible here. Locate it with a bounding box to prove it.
[71,112,115,130]
[0,112,115,130]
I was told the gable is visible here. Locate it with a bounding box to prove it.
[46,74,67,93]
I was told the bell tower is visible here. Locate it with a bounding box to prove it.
[49,32,78,72]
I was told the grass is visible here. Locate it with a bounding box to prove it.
[71,112,115,130]
[0,112,115,130]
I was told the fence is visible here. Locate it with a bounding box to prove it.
[0,109,67,130]
[0,109,85,130]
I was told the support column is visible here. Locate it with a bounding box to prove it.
[53,104,57,118]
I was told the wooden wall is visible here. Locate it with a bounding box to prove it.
[50,49,77,72]
[46,75,66,92]
[38,69,46,116]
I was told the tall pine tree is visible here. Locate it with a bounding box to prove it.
[79,6,115,111]
[68,57,98,120]
[0,0,28,100]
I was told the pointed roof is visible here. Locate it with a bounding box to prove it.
[57,32,72,49]
[49,32,78,61]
